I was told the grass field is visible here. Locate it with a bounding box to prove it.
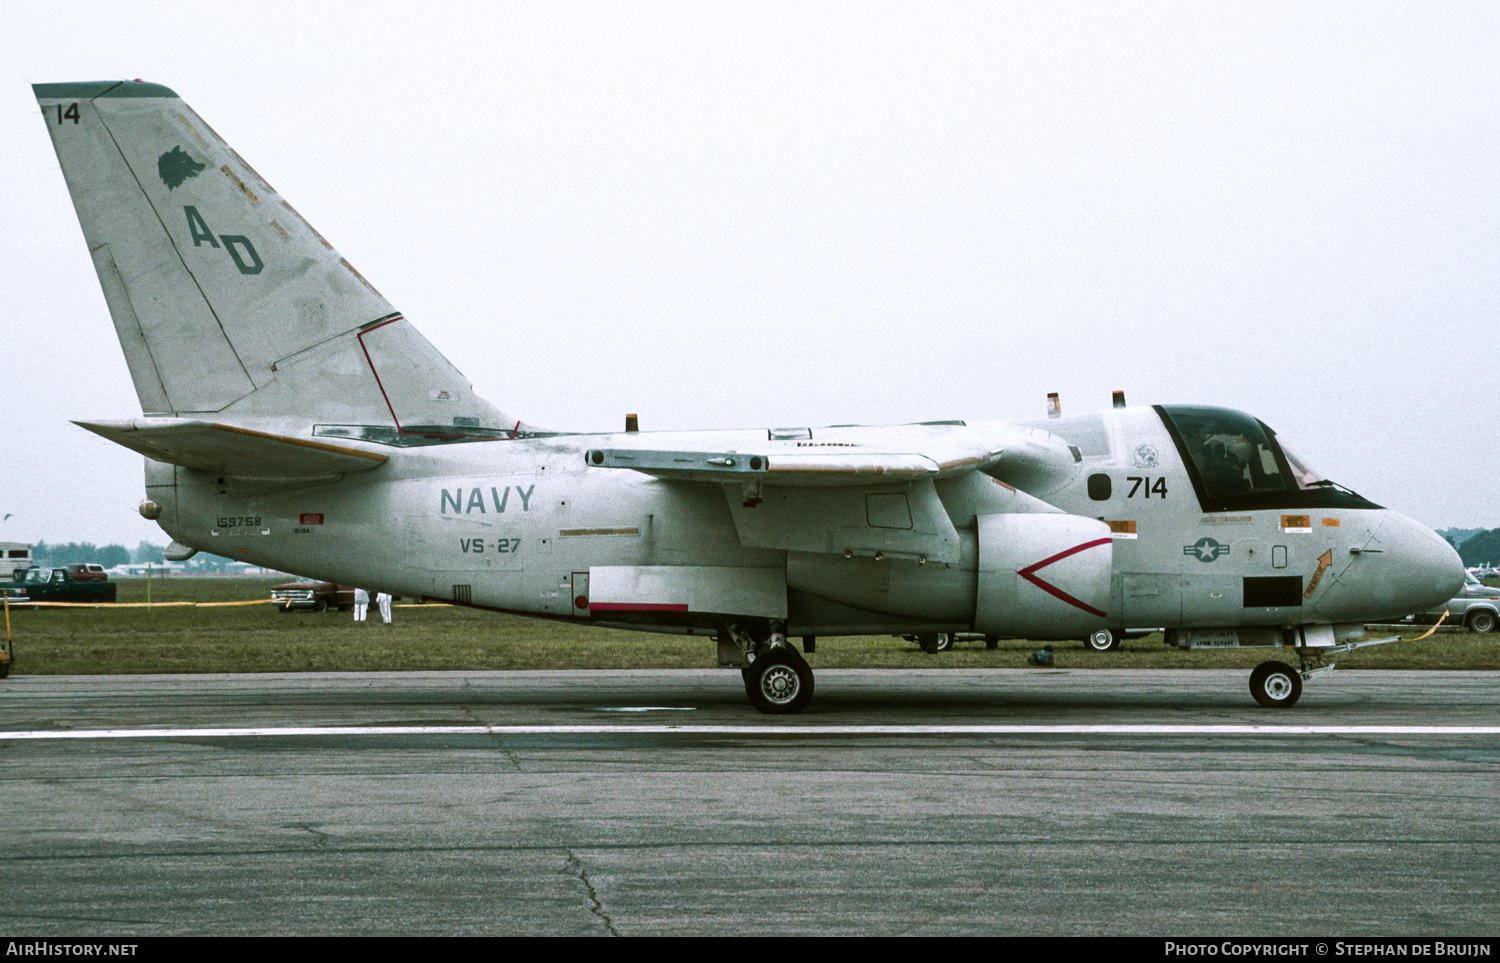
[3,576,1499,675]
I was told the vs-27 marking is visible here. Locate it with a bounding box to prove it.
[459,538,522,554]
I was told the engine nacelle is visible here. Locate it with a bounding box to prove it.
[975,513,1112,640]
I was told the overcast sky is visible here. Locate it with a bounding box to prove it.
[2,1,1497,548]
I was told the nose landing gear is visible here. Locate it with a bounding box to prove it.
[1248,660,1302,708]
[1247,629,1412,708]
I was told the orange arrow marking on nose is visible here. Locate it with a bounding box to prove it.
[1305,549,1333,598]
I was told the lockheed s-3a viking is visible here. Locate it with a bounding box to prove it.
[32,81,1464,712]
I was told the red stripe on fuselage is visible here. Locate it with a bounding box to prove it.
[588,603,691,612]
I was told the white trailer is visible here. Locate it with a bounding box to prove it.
[0,543,33,579]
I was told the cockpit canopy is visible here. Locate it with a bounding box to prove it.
[1155,405,1381,513]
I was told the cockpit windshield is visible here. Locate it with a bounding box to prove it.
[1168,407,1286,500]
[1155,405,1380,513]
[1280,443,1327,490]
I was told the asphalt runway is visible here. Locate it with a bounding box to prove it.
[3,668,1498,936]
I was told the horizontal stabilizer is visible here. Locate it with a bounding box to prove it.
[75,419,387,479]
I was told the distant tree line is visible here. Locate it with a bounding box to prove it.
[24,541,250,574]
[30,541,168,568]
[178,551,242,572]
[1447,529,1500,568]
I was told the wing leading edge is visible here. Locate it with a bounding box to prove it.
[582,421,1073,486]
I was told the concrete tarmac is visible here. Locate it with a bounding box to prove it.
[2,668,1498,936]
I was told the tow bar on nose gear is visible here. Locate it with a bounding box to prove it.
[1251,613,1449,709]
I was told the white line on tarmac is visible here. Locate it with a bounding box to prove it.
[3,724,1500,740]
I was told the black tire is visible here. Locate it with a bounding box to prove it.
[1085,629,1119,652]
[918,633,952,653]
[744,648,814,715]
[314,600,329,614]
[740,661,764,700]
[1467,610,1496,634]
[1249,661,1302,708]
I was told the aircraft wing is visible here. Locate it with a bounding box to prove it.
[584,421,1073,486]
[75,418,387,480]
[586,421,1081,563]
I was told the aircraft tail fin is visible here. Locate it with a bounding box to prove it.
[34,81,518,433]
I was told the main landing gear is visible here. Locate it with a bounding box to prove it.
[724,621,815,714]
[743,646,815,714]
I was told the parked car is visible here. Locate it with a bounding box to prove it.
[3,567,117,604]
[1412,571,1500,633]
[60,563,109,582]
[270,581,357,613]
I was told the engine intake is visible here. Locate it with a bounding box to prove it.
[976,513,1112,639]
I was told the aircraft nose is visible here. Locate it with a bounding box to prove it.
[1374,512,1465,616]
[1314,511,1464,623]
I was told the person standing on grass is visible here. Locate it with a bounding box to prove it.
[377,591,392,624]
[354,587,369,622]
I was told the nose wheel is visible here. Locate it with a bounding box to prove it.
[1249,660,1303,708]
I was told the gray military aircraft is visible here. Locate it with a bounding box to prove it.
[33,80,1464,712]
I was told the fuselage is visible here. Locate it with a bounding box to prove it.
[147,404,1462,641]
